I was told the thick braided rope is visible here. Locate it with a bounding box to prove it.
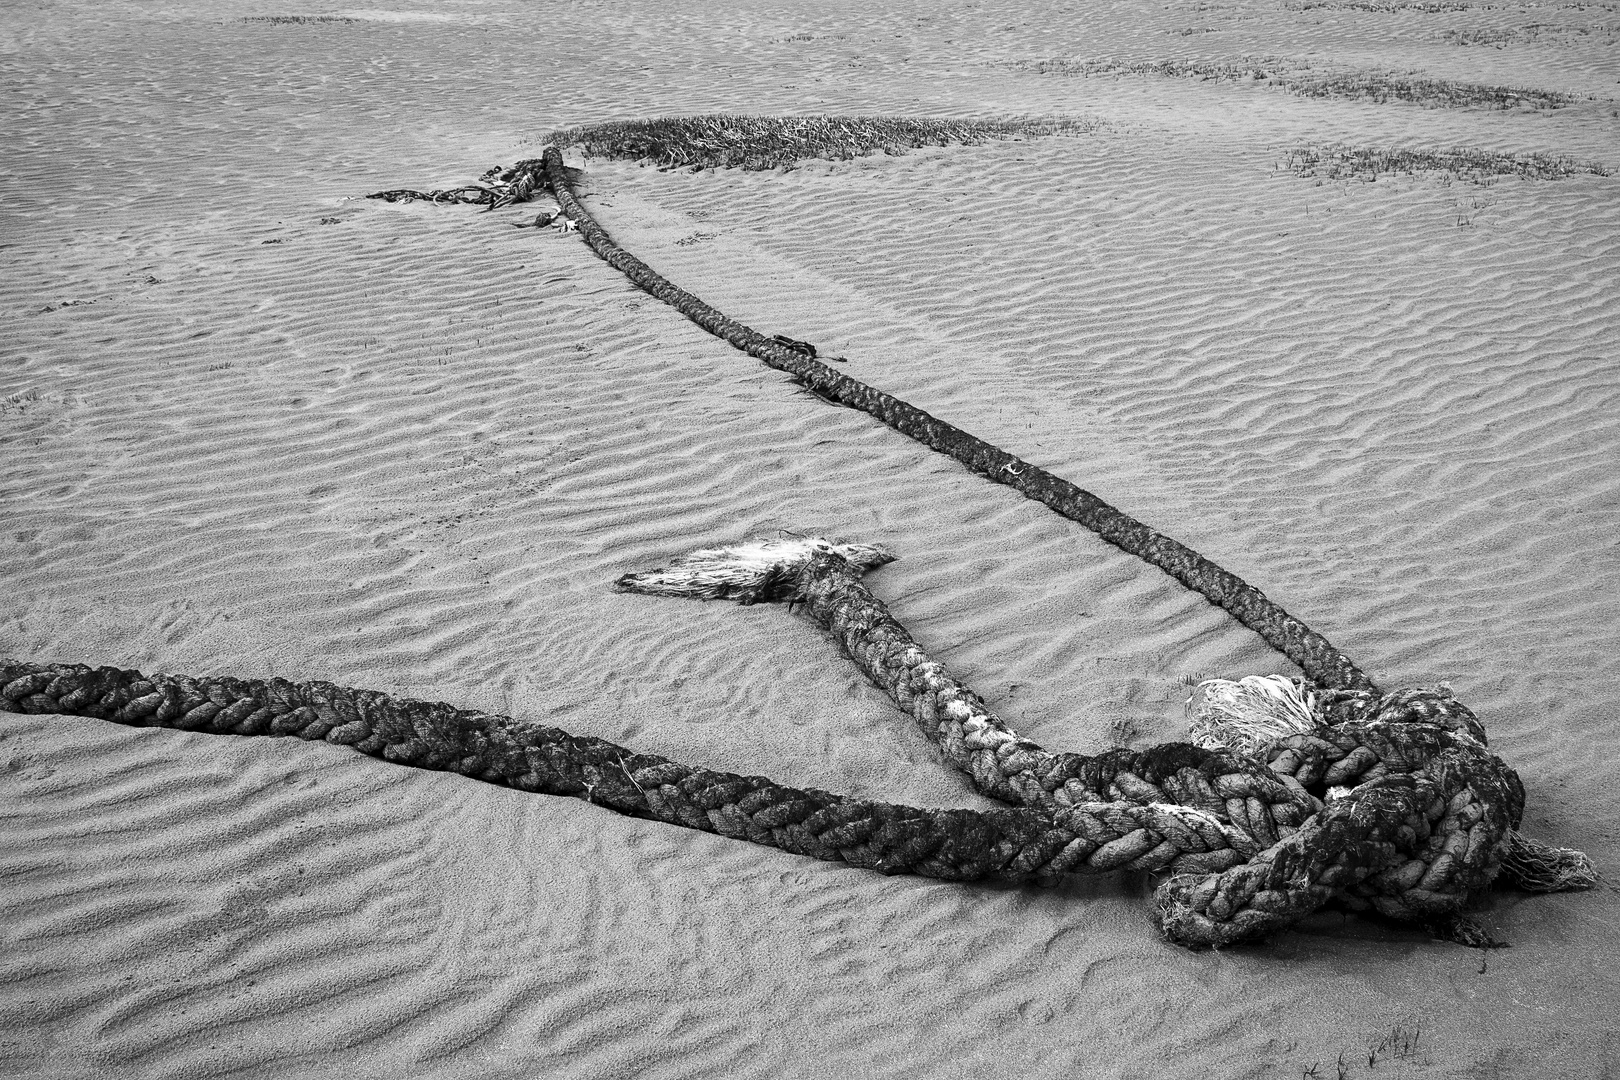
[0,659,1275,884]
[617,544,1316,871]
[1159,686,1586,942]
[497,149,1373,695]
[787,551,1319,848]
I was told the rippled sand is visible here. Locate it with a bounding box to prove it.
[3,1,1618,1077]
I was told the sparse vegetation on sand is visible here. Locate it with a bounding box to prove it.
[1285,143,1610,181]
[1301,1022,1425,1079]
[544,114,1101,171]
[1014,57,1574,109]
[241,14,357,23]
[1289,0,1474,11]
[1290,70,1574,108]
[1442,22,1620,45]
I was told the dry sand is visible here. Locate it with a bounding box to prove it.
[3,0,1619,1076]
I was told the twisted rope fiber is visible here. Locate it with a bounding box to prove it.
[774,552,1321,856]
[0,658,1280,886]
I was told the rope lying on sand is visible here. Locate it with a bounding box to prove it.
[1,537,1594,947]
[376,146,1597,942]
[0,648,1307,899]
[7,135,1591,949]
[614,538,1596,945]
[372,151,1369,693]
[544,149,1378,695]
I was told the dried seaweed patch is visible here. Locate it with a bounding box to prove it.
[545,114,1103,171]
[1285,143,1610,181]
[1014,57,1575,109]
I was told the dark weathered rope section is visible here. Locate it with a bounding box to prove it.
[617,540,1319,862]
[375,153,1375,702]
[392,150,1372,695]
[0,654,1332,914]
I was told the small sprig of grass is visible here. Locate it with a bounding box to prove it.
[1284,143,1610,181]
[1014,57,1574,109]
[544,114,1102,171]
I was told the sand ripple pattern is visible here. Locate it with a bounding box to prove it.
[3,0,1619,1077]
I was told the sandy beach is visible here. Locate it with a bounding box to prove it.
[3,0,1619,1076]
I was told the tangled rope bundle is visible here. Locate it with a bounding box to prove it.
[3,132,1592,951]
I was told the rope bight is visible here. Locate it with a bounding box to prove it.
[2,136,1593,951]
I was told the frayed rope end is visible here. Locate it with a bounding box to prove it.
[1186,675,1324,756]
[616,536,896,604]
[1499,829,1600,893]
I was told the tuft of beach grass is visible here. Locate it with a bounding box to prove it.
[544,114,1103,171]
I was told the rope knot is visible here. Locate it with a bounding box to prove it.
[1159,675,1594,946]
